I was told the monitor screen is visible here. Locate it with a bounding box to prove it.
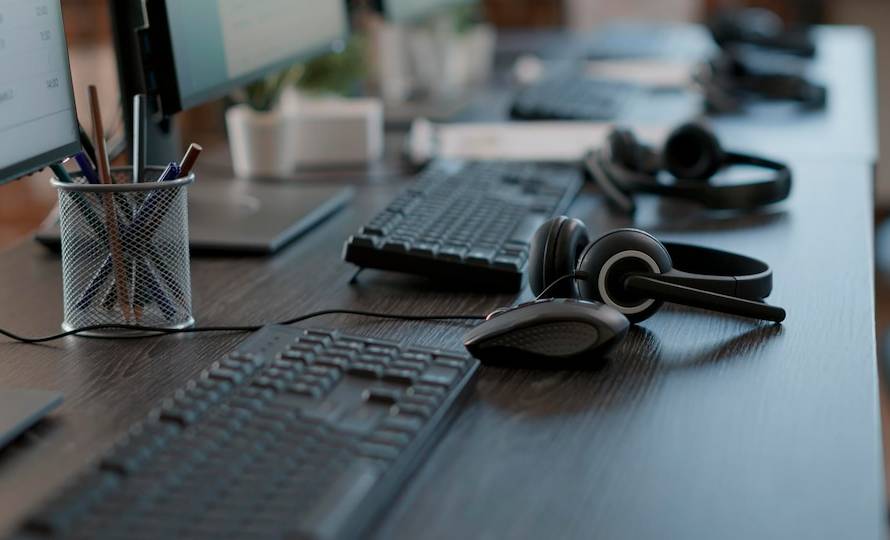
[0,0,79,184]
[380,0,475,22]
[148,0,349,113]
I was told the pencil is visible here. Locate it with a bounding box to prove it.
[89,85,132,322]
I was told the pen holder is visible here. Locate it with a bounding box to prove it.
[53,167,195,335]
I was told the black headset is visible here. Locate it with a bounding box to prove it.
[708,8,816,58]
[585,122,792,215]
[528,216,786,323]
[698,51,827,114]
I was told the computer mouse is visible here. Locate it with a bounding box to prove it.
[463,298,630,367]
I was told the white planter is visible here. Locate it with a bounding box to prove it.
[281,91,384,167]
[370,17,496,103]
[225,104,296,178]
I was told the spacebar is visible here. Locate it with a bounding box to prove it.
[290,461,382,540]
[507,214,547,245]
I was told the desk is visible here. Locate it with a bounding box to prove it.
[475,26,878,163]
[0,27,884,540]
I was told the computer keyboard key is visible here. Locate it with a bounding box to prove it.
[410,384,447,398]
[383,240,410,253]
[410,242,439,257]
[438,245,468,261]
[466,248,496,265]
[492,256,523,271]
[420,365,461,388]
[315,356,350,370]
[382,369,417,385]
[364,387,402,405]
[368,430,412,448]
[287,383,323,399]
[394,403,434,419]
[207,367,245,385]
[380,414,425,434]
[347,364,383,379]
[348,235,379,249]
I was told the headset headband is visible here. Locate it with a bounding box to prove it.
[592,147,792,211]
[660,242,773,300]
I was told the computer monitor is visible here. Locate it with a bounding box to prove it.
[374,0,476,22]
[143,0,349,116]
[0,0,79,184]
[74,0,356,255]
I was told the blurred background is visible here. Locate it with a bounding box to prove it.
[4,0,890,497]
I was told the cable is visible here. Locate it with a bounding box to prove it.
[534,272,589,301]
[0,309,487,344]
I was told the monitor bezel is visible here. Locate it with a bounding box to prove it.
[0,4,81,185]
[143,0,349,116]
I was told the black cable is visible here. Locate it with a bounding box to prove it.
[534,272,589,301]
[0,309,486,344]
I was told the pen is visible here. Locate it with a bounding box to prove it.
[74,153,100,184]
[50,162,107,241]
[78,124,98,169]
[133,94,147,183]
[49,162,73,184]
[89,85,132,322]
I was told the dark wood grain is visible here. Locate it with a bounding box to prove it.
[0,27,882,540]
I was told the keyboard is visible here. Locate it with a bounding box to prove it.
[342,160,583,291]
[510,77,636,121]
[14,326,479,540]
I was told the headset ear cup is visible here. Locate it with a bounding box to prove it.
[663,122,725,180]
[576,229,672,323]
[528,216,589,298]
[609,127,660,175]
[608,128,641,171]
[528,218,561,296]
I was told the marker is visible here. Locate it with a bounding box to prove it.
[178,143,203,176]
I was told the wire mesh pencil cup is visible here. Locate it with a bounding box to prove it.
[53,167,195,335]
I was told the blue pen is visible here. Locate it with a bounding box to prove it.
[74,153,100,184]
[77,162,181,313]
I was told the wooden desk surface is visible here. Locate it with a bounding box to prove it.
[0,24,883,540]
[0,155,882,539]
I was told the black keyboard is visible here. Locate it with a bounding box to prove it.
[14,326,479,540]
[343,160,583,291]
[510,77,636,121]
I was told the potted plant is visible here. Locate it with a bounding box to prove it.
[280,38,385,167]
[225,69,298,178]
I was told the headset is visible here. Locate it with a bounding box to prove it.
[698,51,827,114]
[528,216,786,323]
[708,8,816,58]
[585,122,792,215]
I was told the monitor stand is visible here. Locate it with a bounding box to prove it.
[36,176,354,256]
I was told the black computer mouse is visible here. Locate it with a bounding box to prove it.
[463,298,630,368]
